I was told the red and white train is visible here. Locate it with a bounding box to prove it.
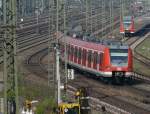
[120,16,135,35]
[120,15,149,36]
[58,32,133,82]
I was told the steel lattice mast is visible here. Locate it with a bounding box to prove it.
[3,0,19,114]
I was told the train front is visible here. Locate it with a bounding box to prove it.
[120,16,135,35]
[102,43,133,79]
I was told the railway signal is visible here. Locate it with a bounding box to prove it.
[55,87,90,114]
[76,87,90,114]
[21,100,38,114]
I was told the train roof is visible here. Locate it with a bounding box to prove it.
[58,32,129,51]
[65,36,106,51]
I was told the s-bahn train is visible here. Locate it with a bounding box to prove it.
[120,16,135,35]
[58,32,133,83]
[120,15,149,36]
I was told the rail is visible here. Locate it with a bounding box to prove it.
[133,72,150,82]
[90,97,131,114]
[130,32,150,82]
[67,85,131,114]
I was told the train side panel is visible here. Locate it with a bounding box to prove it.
[101,48,111,72]
[58,32,133,79]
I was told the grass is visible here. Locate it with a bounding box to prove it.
[18,71,55,99]
[18,72,56,113]
[135,37,150,59]
[134,36,150,76]
[36,98,56,114]
[133,58,150,76]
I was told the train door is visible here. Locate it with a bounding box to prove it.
[82,49,87,66]
[78,48,82,65]
[74,46,78,63]
[93,51,98,70]
[87,50,92,68]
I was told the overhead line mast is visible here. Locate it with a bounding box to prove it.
[48,0,55,99]
[55,0,61,104]
[63,0,68,95]
[85,0,89,32]
[3,0,19,114]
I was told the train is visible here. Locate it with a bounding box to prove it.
[58,32,133,83]
[120,15,149,36]
[120,16,135,36]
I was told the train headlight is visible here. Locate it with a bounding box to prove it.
[105,66,111,70]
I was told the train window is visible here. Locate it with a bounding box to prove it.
[88,50,92,63]
[82,49,86,64]
[78,48,82,59]
[93,52,98,64]
[97,53,100,64]
[74,47,78,57]
[71,46,74,56]
[110,49,128,66]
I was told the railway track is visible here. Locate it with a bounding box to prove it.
[67,76,150,114]
[133,34,150,67]
[127,30,150,80]
[26,48,48,77]
[25,46,150,114]
[22,33,150,114]
[24,22,150,113]
[23,18,150,114]
[1,1,142,113]
[0,5,120,63]
[110,21,150,82]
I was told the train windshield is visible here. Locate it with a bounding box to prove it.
[124,23,131,29]
[110,49,128,66]
[123,16,131,22]
[123,16,132,29]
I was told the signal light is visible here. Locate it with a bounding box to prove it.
[75,91,80,99]
[25,100,32,110]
